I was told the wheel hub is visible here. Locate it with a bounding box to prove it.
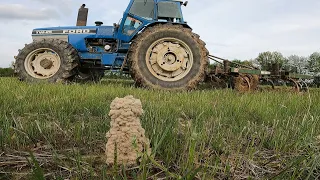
[146,38,193,82]
[25,48,61,79]
[40,59,54,69]
[164,53,177,65]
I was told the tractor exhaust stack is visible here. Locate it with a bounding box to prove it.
[77,4,88,26]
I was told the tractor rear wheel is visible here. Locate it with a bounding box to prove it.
[15,39,79,83]
[128,24,209,90]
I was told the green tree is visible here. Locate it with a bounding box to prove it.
[230,59,242,67]
[307,52,320,74]
[256,51,286,70]
[0,68,14,77]
[285,55,307,73]
[231,59,254,68]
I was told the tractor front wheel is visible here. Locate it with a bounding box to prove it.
[15,39,79,83]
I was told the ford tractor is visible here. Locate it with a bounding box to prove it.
[14,0,209,90]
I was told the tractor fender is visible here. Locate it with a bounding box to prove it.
[145,22,192,30]
[132,22,192,40]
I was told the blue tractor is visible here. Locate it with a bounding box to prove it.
[15,0,209,90]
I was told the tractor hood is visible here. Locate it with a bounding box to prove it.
[32,26,98,35]
[32,26,114,36]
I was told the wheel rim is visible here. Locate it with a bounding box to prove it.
[145,38,194,82]
[24,48,61,79]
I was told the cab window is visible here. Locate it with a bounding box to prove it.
[129,0,155,20]
[122,17,143,36]
[158,1,182,19]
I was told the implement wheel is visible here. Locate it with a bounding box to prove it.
[15,39,79,83]
[233,74,251,92]
[128,24,209,90]
[232,74,259,92]
[248,74,259,90]
[287,78,300,92]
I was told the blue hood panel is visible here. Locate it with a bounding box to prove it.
[32,26,114,36]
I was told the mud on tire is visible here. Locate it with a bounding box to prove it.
[15,39,79,83]
[128,24,209,90]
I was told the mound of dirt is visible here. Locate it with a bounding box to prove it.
[105,96,151,166]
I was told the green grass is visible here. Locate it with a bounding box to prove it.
[0,77,319,179]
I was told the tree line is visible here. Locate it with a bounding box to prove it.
[0,68,14,77]
[231,51,320,75]
[228,51,320,87]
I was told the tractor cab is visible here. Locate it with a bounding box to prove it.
[123,0,186,22]
[116,0,188,42]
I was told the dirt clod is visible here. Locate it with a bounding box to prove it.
[105,95,151,166]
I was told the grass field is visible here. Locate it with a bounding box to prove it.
[0,77,319,179]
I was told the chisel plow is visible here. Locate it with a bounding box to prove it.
[206,55,312,92]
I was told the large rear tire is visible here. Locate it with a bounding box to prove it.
[15,39,79,83]
[128,24,209,90]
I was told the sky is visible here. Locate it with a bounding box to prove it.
[0,0,319,67]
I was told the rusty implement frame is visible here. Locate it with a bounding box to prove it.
[207,55,313,92]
